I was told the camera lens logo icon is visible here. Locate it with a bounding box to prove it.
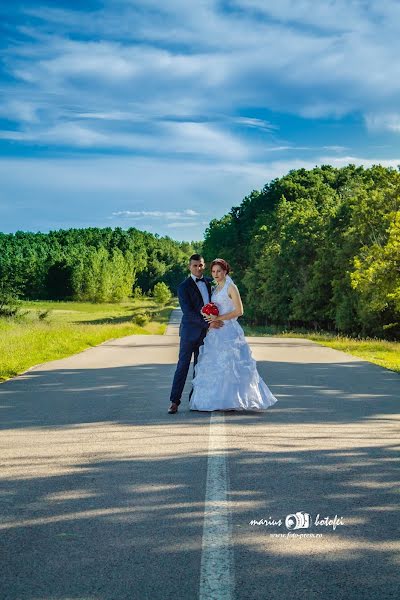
[285,512,311,530]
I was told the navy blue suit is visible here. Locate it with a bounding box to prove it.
[169,276,212,405]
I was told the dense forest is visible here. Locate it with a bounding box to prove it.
[203,164,400,340]
[0,227,200,302]
[1,164,399,339]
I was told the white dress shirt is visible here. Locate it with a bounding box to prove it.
[191,274,209,306]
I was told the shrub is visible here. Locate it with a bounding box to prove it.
[133,312,150,326]
[37,309,52,321]
[153,282,172,306]
[0,282,22,318]
[133,286,143,299]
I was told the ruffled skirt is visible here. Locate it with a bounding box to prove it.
[190,320,278,412]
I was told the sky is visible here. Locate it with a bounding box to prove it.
[1,0,400,241]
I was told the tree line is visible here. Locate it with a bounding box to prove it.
[202,164,399,340]
[0,227,200,303]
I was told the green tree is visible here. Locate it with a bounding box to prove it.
[153,282,172,305]
[203,164,400,338]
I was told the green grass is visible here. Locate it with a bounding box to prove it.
[0,298,177,382]
[4,299,397,382]
[242,324,400,374]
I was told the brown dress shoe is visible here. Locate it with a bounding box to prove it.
[168,402,179,414]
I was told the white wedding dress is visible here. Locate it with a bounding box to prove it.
[190,275,278,412]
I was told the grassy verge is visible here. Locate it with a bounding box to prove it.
[0,298,177,382]
[242,324,400,374]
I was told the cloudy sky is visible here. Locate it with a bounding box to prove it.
[1,0,400,240]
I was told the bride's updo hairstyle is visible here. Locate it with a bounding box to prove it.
[210,258,231,274]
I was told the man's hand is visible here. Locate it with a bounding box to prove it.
[209,320,224,329]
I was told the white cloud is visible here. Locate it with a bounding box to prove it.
[112,209,200,219]
[0,100,39,123]
[76,111,142,121]
[0,123,151,149]
[0,130,31,141]
[235,117,278,131]
[166,221,198,228]
[322,145,347,153]
[0,153,273,238]
[40,44,138,82]
[365,113,400,133]
[0,118,254,159]
[317,155,400,169]
[4,0,400,133]
[259,155,400,177]
[2,0,400,240]
[162,121,250,159]
[231,0,373,33]
[1,153,399,240]
[264,145,312,152]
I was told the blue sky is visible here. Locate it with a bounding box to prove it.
[1,0,400,241]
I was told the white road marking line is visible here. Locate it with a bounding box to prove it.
[199,412,234,600]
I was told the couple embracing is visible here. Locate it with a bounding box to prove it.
[168,254,278,413]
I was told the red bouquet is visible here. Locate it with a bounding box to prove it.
[201,302,219,316]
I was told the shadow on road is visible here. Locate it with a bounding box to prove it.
[0,359,398,430]
[0,360,399,599]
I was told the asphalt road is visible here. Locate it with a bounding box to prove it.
[0,309,399,600]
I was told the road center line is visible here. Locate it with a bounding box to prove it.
[199,412,234,600]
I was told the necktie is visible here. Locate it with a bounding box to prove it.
[196,277,205,283]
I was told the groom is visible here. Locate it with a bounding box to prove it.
[168,254,223,414]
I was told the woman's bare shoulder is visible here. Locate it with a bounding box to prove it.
[228,281,240,296]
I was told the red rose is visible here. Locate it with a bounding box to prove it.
[201,302,219,316]
[201,303,211,315]
[209,304,219,316]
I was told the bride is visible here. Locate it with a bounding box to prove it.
[190,258,278,412]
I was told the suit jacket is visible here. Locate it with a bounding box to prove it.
[178,276,212,341]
